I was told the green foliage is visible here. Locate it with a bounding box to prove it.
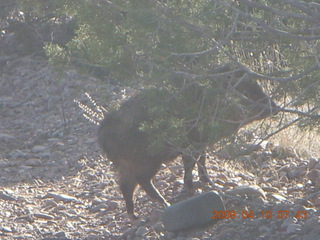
[44,42,70,72]
[135,81,250,154]
[3,0,320,137]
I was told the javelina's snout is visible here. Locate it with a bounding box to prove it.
[98,74,278,220]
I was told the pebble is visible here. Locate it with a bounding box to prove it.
[25,158,42,166]
[33,213,54,220]
[262,186,279,193]
[0,191,16,201]
[269,193,287,202]
[9,149,29,158]
[226,185,266,198]
[1,226,13,233]
[54,231,67,238]
[0,133,15,142]
[307,158,318,169]
[44,199,58,208]
[31,145,47,153]
[43,192,79,203]
[0,159,11,168]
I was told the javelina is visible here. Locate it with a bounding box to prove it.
[98,70,278,220]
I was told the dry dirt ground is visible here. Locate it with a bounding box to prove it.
[0,53,320,240]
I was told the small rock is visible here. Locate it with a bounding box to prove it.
[0,133,15,142]
[308,158,318,169]
[90,204,109,213]
[38,152,51,158]
[33,213,54,220]
[44,199,58,208]
[307,169,320,185]
[43,192,78,203]
[25,158,42,166]
[226,185,266,199]
[262,186,279,193]
[269,193,287,202]
[54,231,67,238]
[55,205,67,211]
[1,226,13,233]
[9,150,29,158]
[314,162,320,169]
[133,236,143,240]
[0,159,11,168]
[87,234,102,240]
[91,198,103,206]
[217,173,228,181]
[107,200,119,211]
[0,191,16,201]
[31,145,47,153]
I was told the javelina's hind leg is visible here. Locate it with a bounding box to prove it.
[119,176,138,220]
[197,154,210,183]
[182,155,196,194]
[137,176,170,208]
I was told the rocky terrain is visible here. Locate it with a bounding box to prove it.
[0,50,320,239]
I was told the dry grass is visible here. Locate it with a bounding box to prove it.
[269,125,320,159]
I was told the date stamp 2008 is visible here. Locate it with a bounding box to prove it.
[212,210,308,220]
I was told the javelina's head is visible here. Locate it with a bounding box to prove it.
[222,72,278,125]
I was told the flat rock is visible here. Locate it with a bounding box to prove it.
[226,185,266,199]
[43,192,79,203]
[31,145,47,153]
[162,191,225,232]
[0,191,16,201]
[25,158,42,166]
[0,133,15,142]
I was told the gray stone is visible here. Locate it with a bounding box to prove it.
[226,185,266,199]
[0,191,16,201]
[162,191,225,232]
[0,133,15,142]
[9,150,29,158]
[32,145,47,153]
[25,158,42,166]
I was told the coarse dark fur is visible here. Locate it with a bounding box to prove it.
[98,72,278,220]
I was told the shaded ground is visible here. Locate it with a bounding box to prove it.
[0,52,320,239]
